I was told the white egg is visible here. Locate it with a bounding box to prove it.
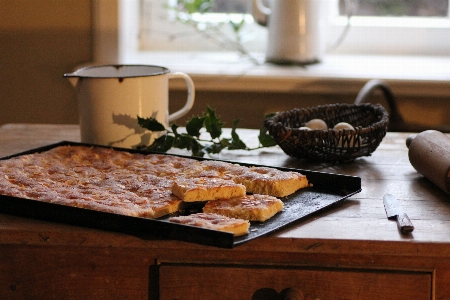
[334,122,359,147]
[333,122,354,131]
[305,119,328,130]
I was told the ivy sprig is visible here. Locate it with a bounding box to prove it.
[137,107,277,157]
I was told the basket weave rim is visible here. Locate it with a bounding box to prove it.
[265,103,389,133]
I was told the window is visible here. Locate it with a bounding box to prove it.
[335,0,450,55]
[131,0,450,57]
[340,0,449,17]
[99,0,450,65]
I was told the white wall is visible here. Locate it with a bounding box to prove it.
[0,0,93,125]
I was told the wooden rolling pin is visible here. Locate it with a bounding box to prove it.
[407,130,450,195]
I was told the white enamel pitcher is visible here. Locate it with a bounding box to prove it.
[65,65,195,148]
[252,0,351,64]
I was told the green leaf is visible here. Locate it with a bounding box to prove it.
[204,106,224,139]
[147,135,174,152]
[257,112,277,147]
[181,0,214,14]
[203,142,226,154]
[229,18,245,33]
[258,126,277,148]
[264,112,277,119]
[137,116,166,132]
[173,134,196,149]
[191,143,206,157]
[186,116,204,137]
[173,134,204,156]
[219,138,231,148]
[171,123,180,136]
[229,119,247,150]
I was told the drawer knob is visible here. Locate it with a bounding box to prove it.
[280,287,304,300]
[252,287,304,300]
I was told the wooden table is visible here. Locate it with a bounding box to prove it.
[1,123,450,299]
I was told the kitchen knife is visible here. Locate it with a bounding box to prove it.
[383,193,414,233]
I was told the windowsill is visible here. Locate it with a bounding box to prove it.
[122,52,450,97]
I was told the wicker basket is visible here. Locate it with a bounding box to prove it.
[264,103,389,162]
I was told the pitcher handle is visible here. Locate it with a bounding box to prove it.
[168,72,195,123]
[327,0,354,52]
[252,0,271,26]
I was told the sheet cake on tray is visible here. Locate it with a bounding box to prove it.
[0,141,361,248]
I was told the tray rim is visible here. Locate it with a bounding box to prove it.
[0,141,362,248]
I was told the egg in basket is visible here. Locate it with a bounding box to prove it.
[264,103,389,162]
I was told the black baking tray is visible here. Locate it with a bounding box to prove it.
[0,141,361,248]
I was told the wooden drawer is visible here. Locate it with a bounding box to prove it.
[157,263,432,300]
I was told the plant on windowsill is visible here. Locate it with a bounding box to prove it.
[167,0,260,64]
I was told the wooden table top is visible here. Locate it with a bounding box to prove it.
[1,123,450,253]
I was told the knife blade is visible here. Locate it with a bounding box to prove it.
[383,193,414,233]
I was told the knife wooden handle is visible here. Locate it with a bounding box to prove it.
[396,213,414,233]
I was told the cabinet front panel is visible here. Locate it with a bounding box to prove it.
[159,264,432,300]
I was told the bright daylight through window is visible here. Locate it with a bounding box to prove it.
[339,0,448,16]
[137,0,450,58]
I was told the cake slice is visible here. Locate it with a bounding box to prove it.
[137,188,184,218]
[203,194,284,222]
[171,176,246,202]
[233,166,308,197]
[169,213,250,236]
[183,160,247,180]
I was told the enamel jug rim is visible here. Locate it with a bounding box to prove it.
[64,64,170,79]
